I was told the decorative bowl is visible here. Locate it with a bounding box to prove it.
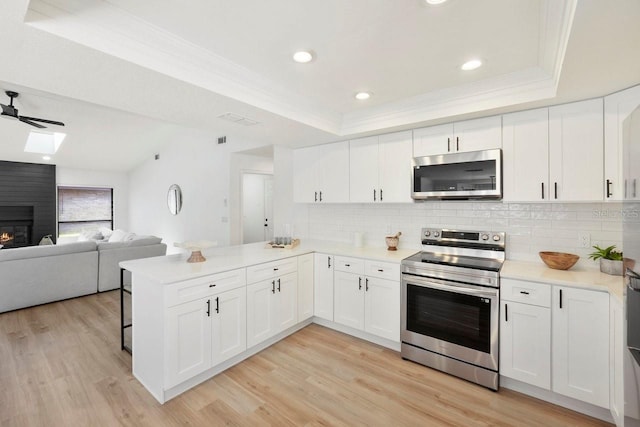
[539,251,579,270]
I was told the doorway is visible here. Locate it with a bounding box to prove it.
[242,173,273,243]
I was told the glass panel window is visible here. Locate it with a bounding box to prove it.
[58,187,113,239]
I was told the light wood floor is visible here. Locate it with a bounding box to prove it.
[0,291,610,427]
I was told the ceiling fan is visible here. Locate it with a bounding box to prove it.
[0,91,65,129]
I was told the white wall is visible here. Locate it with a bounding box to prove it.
[56,167,129,231]
[273,146,294,233]
[294,201,631,268]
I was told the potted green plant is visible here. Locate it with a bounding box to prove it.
[588,245,624,276]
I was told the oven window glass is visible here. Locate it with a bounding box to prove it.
[413,160,497,193]
[406,283,491,353]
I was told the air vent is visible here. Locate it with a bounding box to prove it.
[217,136,227,144]
[217,112,260,126]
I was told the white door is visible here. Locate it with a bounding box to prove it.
[502,108,549,201]
[297,254,314,321]
[333,271,364,331]
[413,123,454,156]
[242,173,273,243]
[349,136,379,202]
[452,115,502,153]
[314,253,334,321]
[364,276,400,341]
[499,301,551,389]
[378,131,413,203]
[211,287,247,366]
[549,99,604,201]
[246,280,277,348]
[165,298,212,388]
[551,286,610,408]
[275,272,298,332]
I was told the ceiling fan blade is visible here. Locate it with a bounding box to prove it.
[19,117,46,129]
[19,116,65,127]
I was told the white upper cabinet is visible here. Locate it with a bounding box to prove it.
[549,99,604,201]
[349,131,413,203]
[293,141,349,203]
[502,108,550,202]
[413,116,501,157]
[605,85,640,201]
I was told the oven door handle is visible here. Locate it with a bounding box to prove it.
[403,275,497,298]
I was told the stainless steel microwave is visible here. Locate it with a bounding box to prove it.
[412,149,502,200]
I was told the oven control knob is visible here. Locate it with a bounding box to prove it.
[433,231,440,237]
[424,231,431,237]
[481,234,489,241]
[492,234,501,242]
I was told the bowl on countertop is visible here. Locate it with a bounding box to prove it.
[539,251,580,270]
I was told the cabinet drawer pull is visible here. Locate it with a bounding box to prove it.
[215,297,219,314]
[345,264,350,267]
[519,291,530,295]
[505,303,508,322]
[273,267,279,271]
[377,269,384,272]
[209,283,216,288]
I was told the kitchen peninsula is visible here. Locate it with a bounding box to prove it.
[120,241,416,404]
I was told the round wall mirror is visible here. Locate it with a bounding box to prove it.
[167,184,183,215]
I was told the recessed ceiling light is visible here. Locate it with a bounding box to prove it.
[293,51,313,63]
[42,156,51,161]
[425,0,448,4]
[461,59,483,71]
[355,92,371,100]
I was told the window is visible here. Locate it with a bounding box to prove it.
[58,186,113,238]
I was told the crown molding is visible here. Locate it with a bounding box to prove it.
[25,0,576,138]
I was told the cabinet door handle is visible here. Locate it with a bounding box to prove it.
[277,278,281,292]
[447,137,450,152]
[541,182,545,200]
[206,299,211,317]
[519,291,530,295]
[209,283,216,288]
[365,278,369,291]
[272,280,276,294]
[319,191,323,202]
[606,179,612,198]
[554,182,558,199]
[559,289,563,309]
[505,303,508,322]
[373,189,377,201]
[215,297,219,314]
[380,189,383,201]
[315,191,318,202]
[359,277,362,290]
[456,136,459,151]
[328,256,331,268]
[345,263,350,267]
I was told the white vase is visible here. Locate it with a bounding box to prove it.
[600,258,623,276]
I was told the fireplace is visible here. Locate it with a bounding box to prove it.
[0,206,34,248]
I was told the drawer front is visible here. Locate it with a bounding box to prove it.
[165,268,246,307]
[501,278,551,307]
[365,260,400,281]
[334,256,365,274]
[246,257,297,284]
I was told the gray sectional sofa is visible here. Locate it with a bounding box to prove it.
[0,237,166,313]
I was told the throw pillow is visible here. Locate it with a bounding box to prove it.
[108,229,128,242]
[99,227,113,238]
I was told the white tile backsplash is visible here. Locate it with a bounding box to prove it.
[294,201,635,267]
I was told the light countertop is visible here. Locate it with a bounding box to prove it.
[501,259,625,300]
[120,240,418,284]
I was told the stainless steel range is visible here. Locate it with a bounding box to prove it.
[401,227,505,390]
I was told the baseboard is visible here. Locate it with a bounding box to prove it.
[500,376,614,423]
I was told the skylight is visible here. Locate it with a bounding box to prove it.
[24,131,66,154]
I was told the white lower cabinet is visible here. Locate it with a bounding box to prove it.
[297,253,314,321]
[500,279,610,409]
[165,286,246,389]
[333,258,400,342]
[246,272,298,348]
[314,253,334,321]
[552,286,609,408]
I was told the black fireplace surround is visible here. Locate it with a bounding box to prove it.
[0,161,56,247]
